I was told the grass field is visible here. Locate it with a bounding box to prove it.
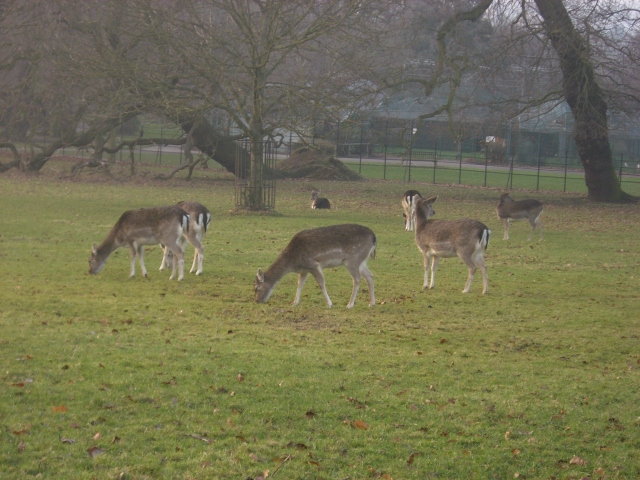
[1,163,639,479]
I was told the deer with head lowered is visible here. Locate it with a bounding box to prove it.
[414,196,490,294]
[496,192,543,241]
[159,201,211,275]
[402,189,422,231]
[254,224,376,308]
[89,206,189,280]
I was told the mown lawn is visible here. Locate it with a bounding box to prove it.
[0,164,639,479]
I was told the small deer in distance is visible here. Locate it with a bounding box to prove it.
[402,189,422,231]
[414,196,490,294]
[160,201,211,275]
[311,191,331,209]
[496,192,543,241]
[254,224,376,308]
[89,206,189,280]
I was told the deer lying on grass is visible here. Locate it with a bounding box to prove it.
[159,201,211,275]
[402,189,422,231]
[254,224,376,308]
[414,196,490,294]
[311,191,331,209]
[89,206,189,280]
[496,192,543,241]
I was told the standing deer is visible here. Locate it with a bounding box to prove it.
[414,196,490,294]
[254,224,376,308]
[402,189,422,231]
[496,192,543,241]
[311,191,331,209]
[159,201,211,275]
[89,206,189,280]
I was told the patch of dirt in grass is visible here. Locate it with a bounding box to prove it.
[276,147,363,181]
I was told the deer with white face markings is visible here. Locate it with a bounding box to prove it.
[254,224,376,308]
[159,201,211,275]
[310,191,331,209]
[89,206,189,280]
[402,189,422,231]
[496,192,543,241]
[414,196,490,294]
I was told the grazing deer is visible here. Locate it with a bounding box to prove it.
[89,206,189,280]
[159,201,211,275]
[254,224,376,308]
[311,191,331,209]
[402,189,423,231]
[496,192,543,241]
[414,196,490,294]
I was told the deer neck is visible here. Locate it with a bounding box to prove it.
[263,255,295,285]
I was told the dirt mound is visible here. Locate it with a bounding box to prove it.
[277,147,363,181]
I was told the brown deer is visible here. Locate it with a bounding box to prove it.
[311,191,331,209]
[414,196,490,294]
[402,189,422,231]
[254,224,376,308]
[159,201,211,275]
[496,192,543,241]
[89,206,189,280]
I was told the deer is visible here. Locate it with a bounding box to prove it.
[310,191,331,209]
[402,189,423,231]
[159,201,211,275]
[254,224,376,308]
[496,192,543,241]
[414,196,490,294]
[89,206,189,280]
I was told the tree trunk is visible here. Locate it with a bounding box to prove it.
[534,0,635,202]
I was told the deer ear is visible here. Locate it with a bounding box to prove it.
[425,196,438,204]
[256,268,264,282]
[92,244,98,255]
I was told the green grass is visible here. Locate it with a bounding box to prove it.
[1,166,639,479]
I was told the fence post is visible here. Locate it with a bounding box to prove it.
[536,132,542,191]
[563,149,568,192]
[458,141,462,184]
[433,140,437,184]
[383,119,388,180]
[335,121,340,158]
[619,153,624,186]
[358,122,364,174]
[484,144,488,187]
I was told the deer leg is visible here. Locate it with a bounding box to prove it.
[168,245,184,280]
[309,266,332,308]
[477,257,489,294]
[527,217,536,242]
[460,255,478,293]
[536,217,543,241]
[344,264,362,309]
[159,245,172,271]
[503,219,510,240]
[360,263,375,307]
[136,245,148,278]
[128,245,137,278]
[429,256,440,289]
[422,252,431,290]
[293,272,308,306]
[189,237,204,275]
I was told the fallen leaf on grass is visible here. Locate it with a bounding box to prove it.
[407,452,419,465]
[111,436,120,444]
[512,449,520,456]
[352,420,369,430]
[52,405,68,413]
[12,382,25,387]
[13,429,29,435]
[305,411,316,418]
[236,374,245,382]
[18,441,25,452]
[87,446,105,458]
[186,433,212,444]
[93,433,102,440]
[60,437,76,444]
[570,455,586,466]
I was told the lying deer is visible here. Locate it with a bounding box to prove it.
[311,191,331,209]
[159,201,211,275]
[254,224,376,308]
[89,206,189,280]
[402,189,422,231]
[414,196,490,294]
[496,192,543,241]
